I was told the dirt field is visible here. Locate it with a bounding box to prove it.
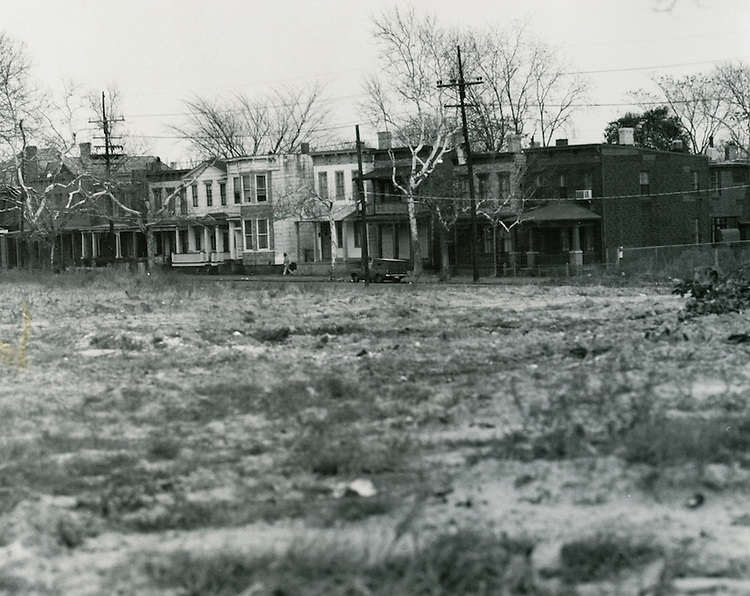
[2,270,750,595]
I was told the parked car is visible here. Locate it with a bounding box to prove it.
[351,258,410,283]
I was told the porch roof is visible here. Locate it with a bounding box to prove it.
[298,204,359,223]
[359,164,411,181]
[520,202,601,224]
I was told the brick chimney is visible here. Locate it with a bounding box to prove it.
[79,142,91,161]
[617,128,635,146]
[506,133,523,153]
[377,131,392,150]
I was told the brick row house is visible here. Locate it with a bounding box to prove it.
[0,128,746,275]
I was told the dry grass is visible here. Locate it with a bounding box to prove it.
[1,269,750,593]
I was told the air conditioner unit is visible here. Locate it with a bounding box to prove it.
[575,189,592,200]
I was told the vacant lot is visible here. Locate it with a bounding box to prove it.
[2,270,750,595]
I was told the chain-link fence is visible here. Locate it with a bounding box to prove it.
[608,241,750,278]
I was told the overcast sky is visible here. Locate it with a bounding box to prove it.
[4,0,750,163]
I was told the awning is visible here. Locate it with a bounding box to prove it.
[520,202,601,224]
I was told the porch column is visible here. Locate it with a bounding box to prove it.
[175,228,181,254]
[115,232,122,259]
[91,233,97,258]
[81,232,87,258]
[214,226,221,254]
[526,228,537,268]
[0,235,7,270]
[228,221,236,258]
[204,227,211,256]
[132,232,139,258]
[569,224,583,274]
[295,222,301,264]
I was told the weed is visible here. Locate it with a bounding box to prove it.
[622,414,750,467]
[147,435,182,460]
[144,530,537,596]
[559,532,662,583]
[90,333,144,351]
[288,421,409,476]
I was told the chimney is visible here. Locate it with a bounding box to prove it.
[617,128,635,146]
[555,138,568,147]
[78,142,91,160]
[506,133,523,153]
[300,142,310,154]
[670,140,684,152]
[725,144,738,161]
[377,131,392,150]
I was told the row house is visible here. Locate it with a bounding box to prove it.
[705,143,750,242]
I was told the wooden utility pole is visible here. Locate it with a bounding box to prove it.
[355,125,370,285]
[439,46,482,281]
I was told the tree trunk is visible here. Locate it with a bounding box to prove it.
[145,225,156,272]
[406,193,423,276]
[493,226,499,277]
[439,225,451,281]
[328,217,337,279]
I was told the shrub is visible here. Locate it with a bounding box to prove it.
[560,532,662,583]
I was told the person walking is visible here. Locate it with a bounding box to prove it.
[282,253,291,275]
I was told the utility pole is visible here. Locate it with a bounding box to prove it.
[90,91,124,261]
[355,125,370,286]
[438,46,482,281]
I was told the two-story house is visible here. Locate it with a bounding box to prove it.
[518,129,711,272]
[706,144,750,242]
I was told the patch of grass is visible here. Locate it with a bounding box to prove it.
[147,435,182,460]
[559,532,662,583]
[288,421,409,476]
[144,530,537,596]
[622,414,750,466]
[89,333,144,351]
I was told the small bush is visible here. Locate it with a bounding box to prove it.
[560,532,662,583]
[145,530,537,596]
[622,414,750,466]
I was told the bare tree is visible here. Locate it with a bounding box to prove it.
[172,82,329,159]
[646,73,728,154]
[465,25,588,150]
[364,6,460,276]
[713,62,750,158]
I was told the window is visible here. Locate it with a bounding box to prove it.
[191,184,199,207]
[242,175,252,203]
[233,177,241,203]
[256,174,267,202]
[194,228,202,251]
[483,227,494,254]
[152,188,162,212]
[335,171,345,200]
[710,170,721,195]
[335,221,343,247]
[210,230,217,251]
[639,171,650,196]
[243,219,253,250]
[205,182,213,206]
[559,174,567,199]
[165,187,175,214]
[257,219,269,249]
[318,172,329,200]
[222,229,229,252]
[498,172,510,198]
[583,172,593,190]
[220,183,227,205]
[477,174,489,200]
[180,189,188,214]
